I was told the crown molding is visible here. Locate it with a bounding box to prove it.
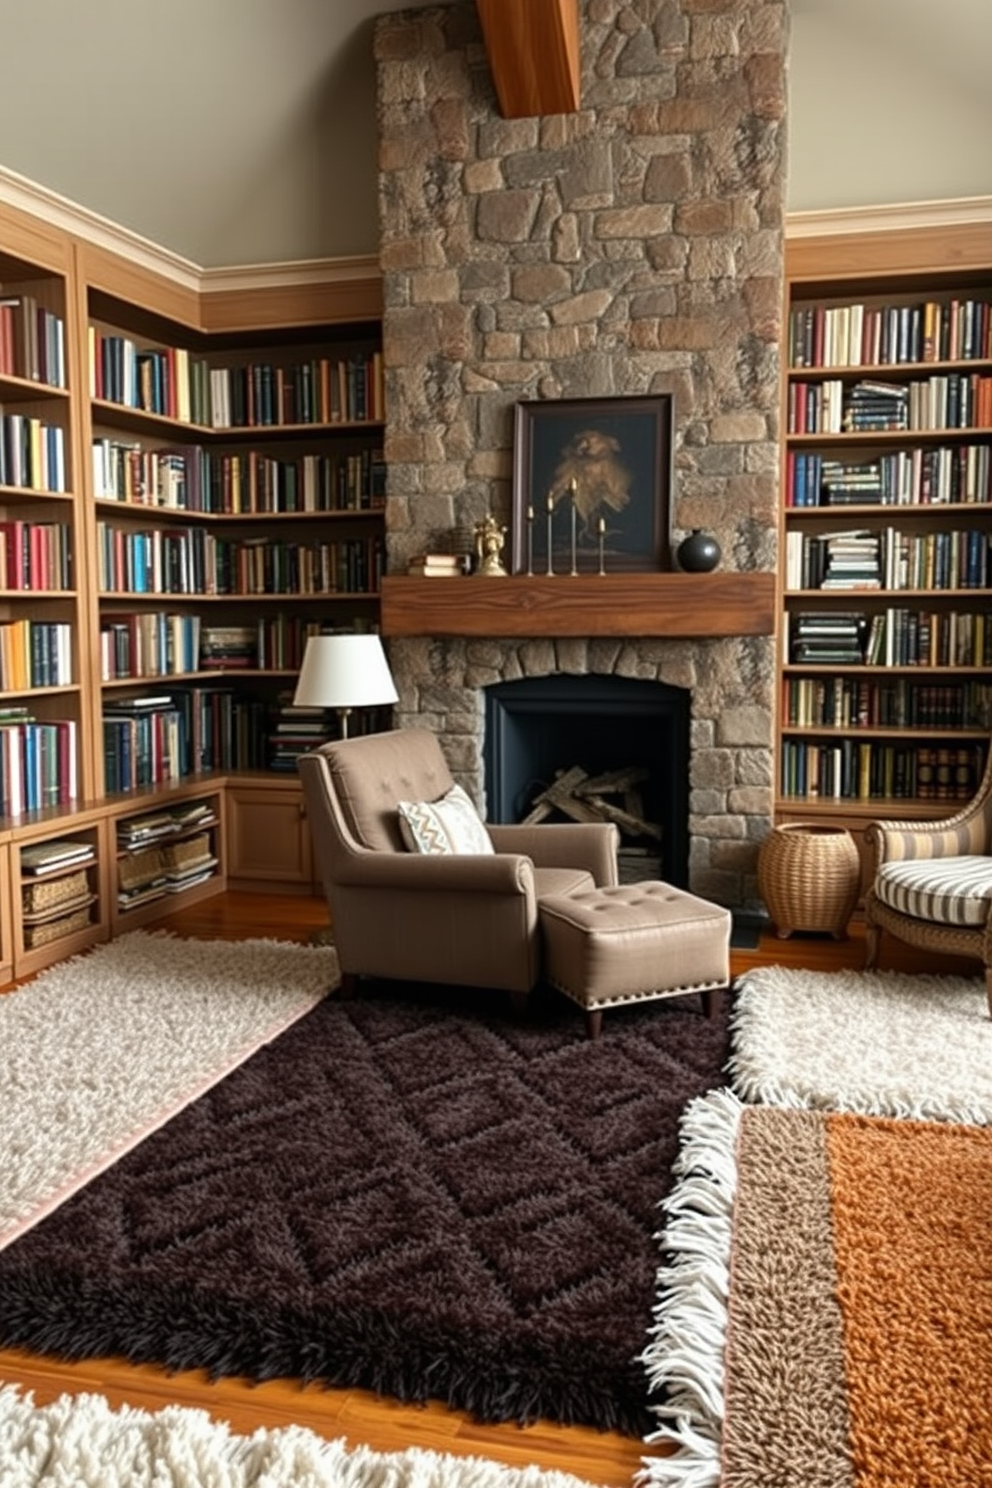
[786,196,992,239]
[199,257,381,294]
[0,163,379,295]
[5,162,990,277]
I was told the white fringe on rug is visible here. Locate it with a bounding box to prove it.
[638,1088,744,1488]
[0,1385,602,1488]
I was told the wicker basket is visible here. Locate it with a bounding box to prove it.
[24,904,94,949]
[757,824,860,939]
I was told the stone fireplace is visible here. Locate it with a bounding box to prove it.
[485,671,690,884]
[374,0,786,911]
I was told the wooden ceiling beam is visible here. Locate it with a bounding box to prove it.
[475,0,581,118]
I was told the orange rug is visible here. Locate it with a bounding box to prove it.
[641,1094,992,1488]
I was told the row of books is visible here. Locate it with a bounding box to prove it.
[780,739,987,803]
[782,676,992,731]
[98,615,380,682]
[785,445,992,508]
[0,711,78,816]
[785,527,990,593]
[788,608,992,669]
[102,689,270,791]
[787,373,992,435]
[88,332,384,428]
[0,520,71,592]
[0,294,66,388]
[0,620,72,691]
[92,439,387,515]
[100,612,202,682]
[788,298,992,370]
[0,413,67,493]
[254,617,378,672]
[96,523,385,597]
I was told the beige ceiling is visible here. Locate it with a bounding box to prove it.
[0,0,989,269]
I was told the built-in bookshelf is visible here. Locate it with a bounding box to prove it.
[0,196,385,974]
[777,225,992,862]
[0,218,88,828]
[83,285,386,791]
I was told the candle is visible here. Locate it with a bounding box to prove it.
[527,505,534,522]
[570,494,577,575]
[547,493,555,513]
[546,494,555,576]
[598,516,606,576]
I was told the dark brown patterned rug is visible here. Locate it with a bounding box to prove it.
[0,978,731,1435]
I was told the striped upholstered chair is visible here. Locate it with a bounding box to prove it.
[864,748,992,1016]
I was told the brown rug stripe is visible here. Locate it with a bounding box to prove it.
[723,1108,854,1488]
[825,1113,992,1488]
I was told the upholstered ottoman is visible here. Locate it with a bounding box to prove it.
[539,882,731,1039]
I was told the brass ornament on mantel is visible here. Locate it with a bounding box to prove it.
[473,512,509,577]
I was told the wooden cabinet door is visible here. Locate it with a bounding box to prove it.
[226,781,314,891]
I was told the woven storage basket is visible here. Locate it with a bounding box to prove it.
[162,832,211,872]
[24,904,94,949]
[757,823,860,939]
[22,868,91,914]
[119,846,168,892]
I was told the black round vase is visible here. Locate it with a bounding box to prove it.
[676,529,721,573]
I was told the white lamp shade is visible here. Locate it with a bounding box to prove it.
[292,634,398,710]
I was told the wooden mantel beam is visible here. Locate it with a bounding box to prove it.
[475,0,581,118]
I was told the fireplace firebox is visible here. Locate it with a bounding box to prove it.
[484,674,689,887]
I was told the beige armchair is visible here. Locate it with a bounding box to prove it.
[298,727,619,1000]
[864,748,992,1015]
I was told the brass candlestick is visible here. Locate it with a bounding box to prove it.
[546,494,555,576]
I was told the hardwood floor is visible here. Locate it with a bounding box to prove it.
[0,890,974,1484]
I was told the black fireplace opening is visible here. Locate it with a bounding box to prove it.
[484,674,690,887]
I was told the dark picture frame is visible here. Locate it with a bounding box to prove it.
[511,394,674,575]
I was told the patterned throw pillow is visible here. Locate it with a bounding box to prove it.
[397,784,495,855]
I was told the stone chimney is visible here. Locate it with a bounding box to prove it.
[374,0,787,910]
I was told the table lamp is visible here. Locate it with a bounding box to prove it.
[292,633,398,740]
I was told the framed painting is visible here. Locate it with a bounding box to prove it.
[511,394,674,575]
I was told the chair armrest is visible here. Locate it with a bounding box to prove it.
[488,822,620,887]
[334,847,535,895]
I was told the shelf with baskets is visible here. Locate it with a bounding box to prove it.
[13,822,107,975]
[112,789,223,931]
[777,229,992,823]
[83,289,386,793]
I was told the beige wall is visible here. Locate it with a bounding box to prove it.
[0,0,989,266]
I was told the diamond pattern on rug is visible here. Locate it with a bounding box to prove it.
[0,980,731,1435]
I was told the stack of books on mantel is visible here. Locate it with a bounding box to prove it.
[406,553,471,577]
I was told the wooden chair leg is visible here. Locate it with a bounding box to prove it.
[864,922,881,970]
[700,988,720,1019]
[585,1008,603,1041]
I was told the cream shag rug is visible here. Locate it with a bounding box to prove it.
[0,1385,599,1488]
[728,964,992,1124]
[0,930,337,1251]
